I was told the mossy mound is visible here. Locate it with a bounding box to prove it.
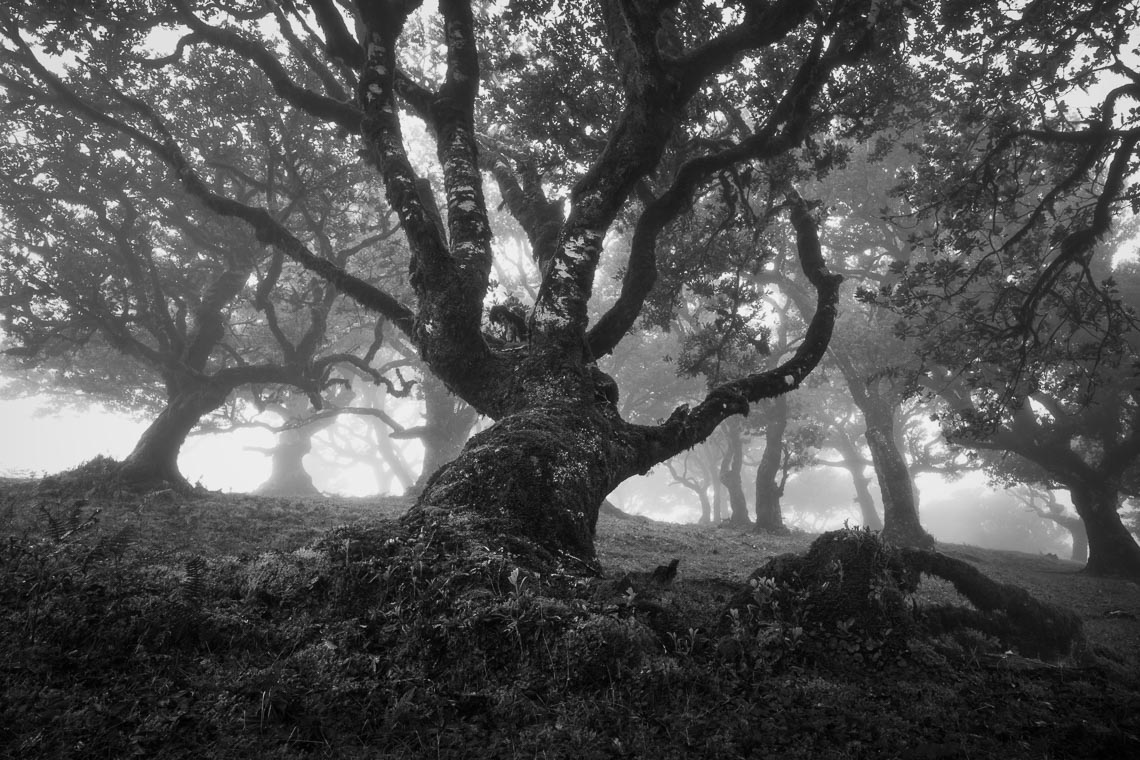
[722,528,1086,667]
[32,455,201,500]
[721,527,919,667]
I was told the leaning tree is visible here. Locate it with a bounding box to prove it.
[5,1,1132,566]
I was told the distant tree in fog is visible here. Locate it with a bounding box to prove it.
[0,65,403,487]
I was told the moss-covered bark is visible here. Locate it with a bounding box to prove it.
[900,547,1085,660]
[407,402,621,567]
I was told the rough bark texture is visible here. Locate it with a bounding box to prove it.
[403,192,841,561]
[754,396,789,534]
[411,403,624,566]
[24,0,859,564]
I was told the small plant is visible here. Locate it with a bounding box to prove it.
[182,555,208,607]
[38,498,100,544]
[508,565,526,597]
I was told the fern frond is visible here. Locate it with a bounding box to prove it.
[182,555,207,607]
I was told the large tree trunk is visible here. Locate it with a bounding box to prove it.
[409,402,643,565]
[833,429,882,530]
[1069,482,1140,578]
[119,383,230,489]
[864,405,934,548]
[754,396,789,534]
[255,425,321,497]
[255,395,328,497]
[720,418,751,528]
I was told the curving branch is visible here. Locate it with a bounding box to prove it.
[486,150,564,270]
[269,0,349,102]
[624,191,843,471]
[170,0,362,133]
[307,0,366,69]
[281,404,405,433]
[587,26,840,357]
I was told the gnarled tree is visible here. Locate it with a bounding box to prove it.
[2,0,924,562]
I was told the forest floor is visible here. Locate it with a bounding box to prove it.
[2,462,1139,758]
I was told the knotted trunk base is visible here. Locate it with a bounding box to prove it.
[405,404,624,567]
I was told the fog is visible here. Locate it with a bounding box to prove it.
[2,394,1077,559]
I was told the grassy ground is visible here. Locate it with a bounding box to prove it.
[2,465,1139,758]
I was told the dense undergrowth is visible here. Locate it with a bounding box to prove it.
[1,463,1139,758]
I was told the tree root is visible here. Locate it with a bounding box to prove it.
[728,529,1086,664]
[900,547,1085,661]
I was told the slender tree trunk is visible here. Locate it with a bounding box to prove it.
[374,424,416,492]
[720,418,751,527]
[697,485,712,525]
[412,372,478,493]
[1069,482,1140,578]
[712,476,723,523]
[754,396,789,534]
[864,405,933,548]
[833,429,882,530]
[119,383,230,488]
